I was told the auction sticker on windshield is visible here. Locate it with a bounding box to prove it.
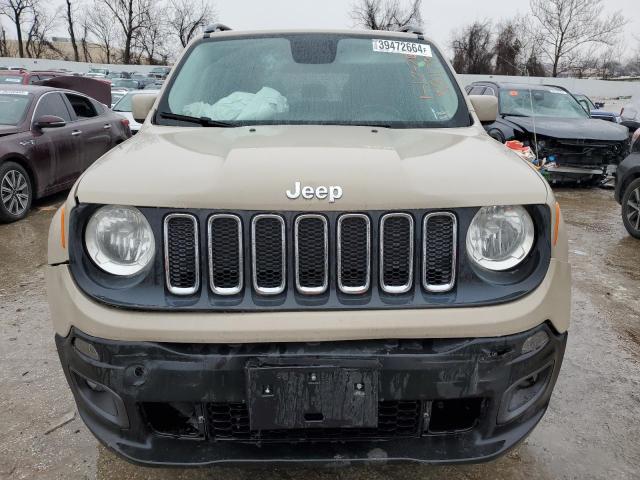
[372,39,432,57]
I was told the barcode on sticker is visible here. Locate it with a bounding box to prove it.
[373,39,432,57]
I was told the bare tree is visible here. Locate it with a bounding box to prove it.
[62,0,79,61]
[167,0,213,48]
[24,3,55,59]
[98,0,151,64]
[493,21,522,76]
[138,2,167,64]
[85,4,117,63]
[451,21,493,74]
[351,0,422,31]
[529,0,628,77]
[0,0,33,57]
[0,20,8,56]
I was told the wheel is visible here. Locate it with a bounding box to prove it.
[621,177,640,239]
[0,162,32,223]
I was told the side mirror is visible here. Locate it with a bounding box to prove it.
[468,95,498,123]
[132,93,157,124]
[34,115,66,129]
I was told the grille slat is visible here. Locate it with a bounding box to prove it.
[164,214,199,295]
[337,214,371,294]
[208,214,243,295]
[252,215,286,295]
[294,215,329,294]
[380,213,414,294]
[423,213,457,292]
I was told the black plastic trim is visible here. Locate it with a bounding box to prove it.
[67,204,552,312]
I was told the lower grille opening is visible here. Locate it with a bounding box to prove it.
[206,400,422,442]
[427,398,483,434]
[142,402,203,437]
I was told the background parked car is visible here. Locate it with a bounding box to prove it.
[467,81,629,185]
[149,66,171,79]
[0,83,130,222]
[0,69,66,85]
[112,89,159,133]
[573,93,622,123]
[615,150,640,238]
[110,78,140,90]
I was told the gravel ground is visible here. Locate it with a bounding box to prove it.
[0,188,639,480]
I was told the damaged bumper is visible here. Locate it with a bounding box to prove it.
[56,322,566,466]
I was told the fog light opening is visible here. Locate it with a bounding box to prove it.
[522,330,549,355]
[498,363,554,424]
[73,337,100,361]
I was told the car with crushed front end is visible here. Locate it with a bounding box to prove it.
[0,80,130,222]
[467,81,629,185]
[47,26,571,467]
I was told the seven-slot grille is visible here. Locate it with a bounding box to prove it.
[163,212,456,297]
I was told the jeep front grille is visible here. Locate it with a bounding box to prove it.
[163,211,457,297]
[164,214,199,295]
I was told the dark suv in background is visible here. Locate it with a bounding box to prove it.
[466,81,629,185]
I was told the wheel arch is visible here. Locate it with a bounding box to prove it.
[0,154,39,199]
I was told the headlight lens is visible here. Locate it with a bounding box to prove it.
[85,205,155,276]
[466,205,535,271]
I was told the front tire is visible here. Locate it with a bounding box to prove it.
[0,162,33,223]
[621,177,640,239]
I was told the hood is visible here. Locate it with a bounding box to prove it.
[76,125,549,210]
[41,76,111,105]
[0,125,20,137]
[504,115,629,141]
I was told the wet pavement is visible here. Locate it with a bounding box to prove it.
[0,188,639,480]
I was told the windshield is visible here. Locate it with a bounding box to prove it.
[499,87,589,119]
[0,92,31,125]
[157,34,470,128]
[574,94,595,110]
[0,75,24,84]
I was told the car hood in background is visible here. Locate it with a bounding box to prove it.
[504,116,629,141]
[76,124,549,210]
[41,76,111,105]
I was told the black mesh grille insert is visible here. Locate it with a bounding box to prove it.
[253,216,285,292]
[424,214,455,290]
[205,401,422,441]
[381,215,413,290]
[338,215,370,292]
[209,215,242,293]
[165,215,198,292]
[295,216,327,292]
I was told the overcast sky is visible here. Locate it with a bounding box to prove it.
[2,0,639,58]
[215,0,639,55]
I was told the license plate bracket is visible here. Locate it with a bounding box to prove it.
[246,364,379,431]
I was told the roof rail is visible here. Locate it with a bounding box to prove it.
[203,23,232,34]
[397,24,424,36]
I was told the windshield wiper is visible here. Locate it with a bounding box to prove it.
[501,113,530,118]
[159,111,235,127]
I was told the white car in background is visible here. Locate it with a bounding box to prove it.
[112,89,159,133]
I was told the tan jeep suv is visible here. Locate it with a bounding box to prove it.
[47,26,571,466]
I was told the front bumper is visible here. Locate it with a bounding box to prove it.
[56,323,567,466]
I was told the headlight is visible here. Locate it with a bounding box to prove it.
[466,205,535,271]
[85,205,155,276]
